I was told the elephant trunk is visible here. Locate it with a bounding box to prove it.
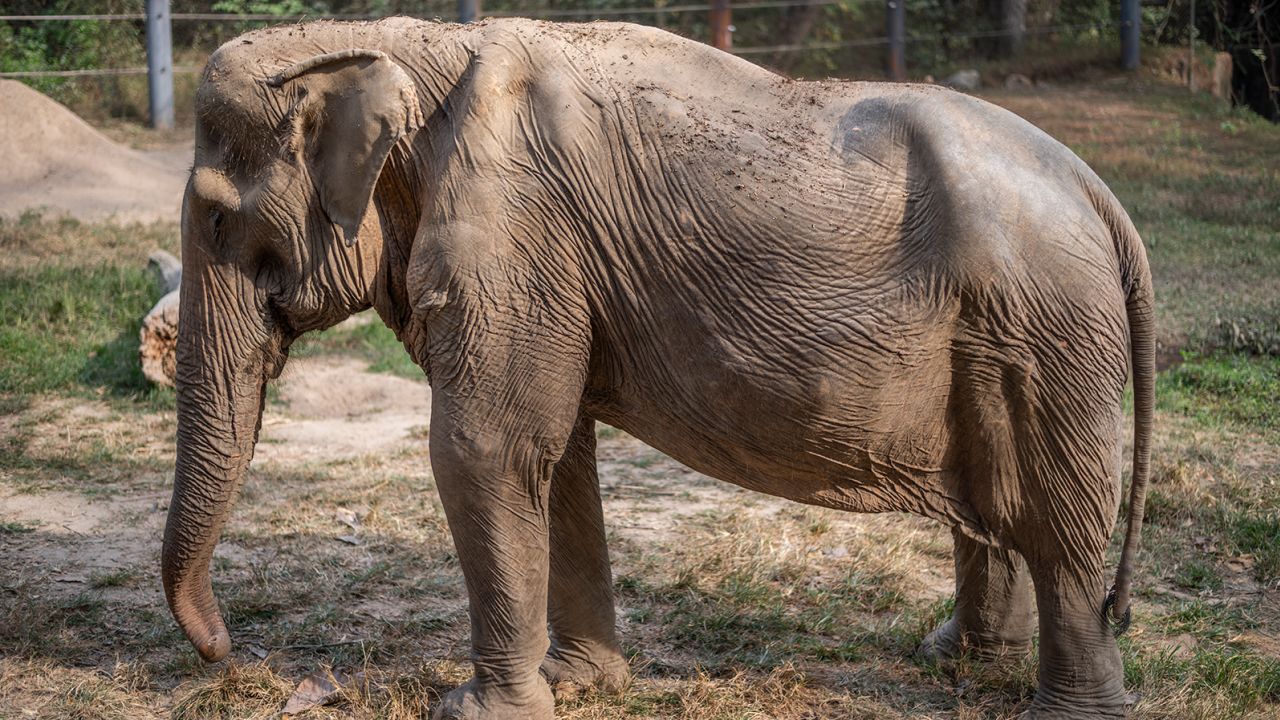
[162,264,276,663]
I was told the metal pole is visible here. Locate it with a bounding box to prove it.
[1188,0,1196,91]
[1120,0,1140,70]
[886,0,905,81]
[710,0,731,50]
[458,0,479,23]
[145,0,174,130]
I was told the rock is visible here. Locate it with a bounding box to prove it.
[1004,73,1033,90]
[140,289,180,387]
[139,250,182,387]
[943,69,981,91]
[148,250,182,294]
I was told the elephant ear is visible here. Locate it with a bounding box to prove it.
[268,50,425,245]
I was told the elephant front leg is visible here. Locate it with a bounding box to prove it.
[542,416,629,696]
[918,528,1036,662]
[430,425,558,720]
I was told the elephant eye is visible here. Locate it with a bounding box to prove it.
[208,207,224,237]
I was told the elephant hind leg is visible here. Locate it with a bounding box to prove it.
[1022,554,1126,719]
[543,415,629,696]
[917,527,1035,662]
[924,339,1039,662]
[1010,401,1128,716]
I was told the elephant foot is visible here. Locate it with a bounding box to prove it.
[540,643,630,698]
[431,677,554,720]
[1018,697,1128,719]
[1017,678,1130,719]
[916,617,1033,663]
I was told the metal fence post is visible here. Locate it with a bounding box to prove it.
[1120,0,1140,70]
[458,0,480,23]
[145,0,174,130]
[710,0,731,50]
[886,0,905,80]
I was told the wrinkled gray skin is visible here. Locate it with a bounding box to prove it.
[163,18,1154,720]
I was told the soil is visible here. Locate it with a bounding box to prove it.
[0,358,435,605]
[0,80,189,224]
[256,357,433,463]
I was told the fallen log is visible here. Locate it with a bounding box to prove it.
[140,250,181,387]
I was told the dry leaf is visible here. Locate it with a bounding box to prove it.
[281,671,345,717]
[336,535,362,546]
[1227,555,1256,571]
[334,508,362,531]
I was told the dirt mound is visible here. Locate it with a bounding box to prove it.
[0,79,189,224]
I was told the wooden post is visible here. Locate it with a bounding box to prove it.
[1121,0,1140,70]
[145,0,174,130]
[458,0,480,23]
[1188,0,1196,91]
[710,0,731,51]
[886,0,906,80]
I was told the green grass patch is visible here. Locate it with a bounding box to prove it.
[291,317,422,380]
[0,264,166,397]
[1173,560,1224,593]
[1223,512,1280,585]
[0,519,38,534]
[88,568,140,589]
[0,216,178,405]
[1159,600,1256,642]
[1187,648,1280,708]
[1124,641,1280,715]
[1157,354,1280,436]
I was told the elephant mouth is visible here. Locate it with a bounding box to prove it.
[264,298,295,379]
[266,343,290,380]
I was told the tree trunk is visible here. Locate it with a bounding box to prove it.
[1221,0,1280,122]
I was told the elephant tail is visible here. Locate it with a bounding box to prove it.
[1092,178,1155,634]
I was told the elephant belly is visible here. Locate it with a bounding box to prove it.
[588,325,982,532]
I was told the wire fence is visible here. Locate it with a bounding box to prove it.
[0,0,862,24]
[0,66,199,78]
[0,7,1119,78]
[0,2,1140,128]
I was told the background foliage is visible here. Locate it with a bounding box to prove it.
[0,0,1212,122]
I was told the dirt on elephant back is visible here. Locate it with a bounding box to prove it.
[0,80,188,224]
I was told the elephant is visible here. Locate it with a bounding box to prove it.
[162,17,1154,720]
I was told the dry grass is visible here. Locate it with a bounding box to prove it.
[0,659,160,720]
[170,662,293,720]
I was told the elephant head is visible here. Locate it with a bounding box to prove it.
[162,38,426,662]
